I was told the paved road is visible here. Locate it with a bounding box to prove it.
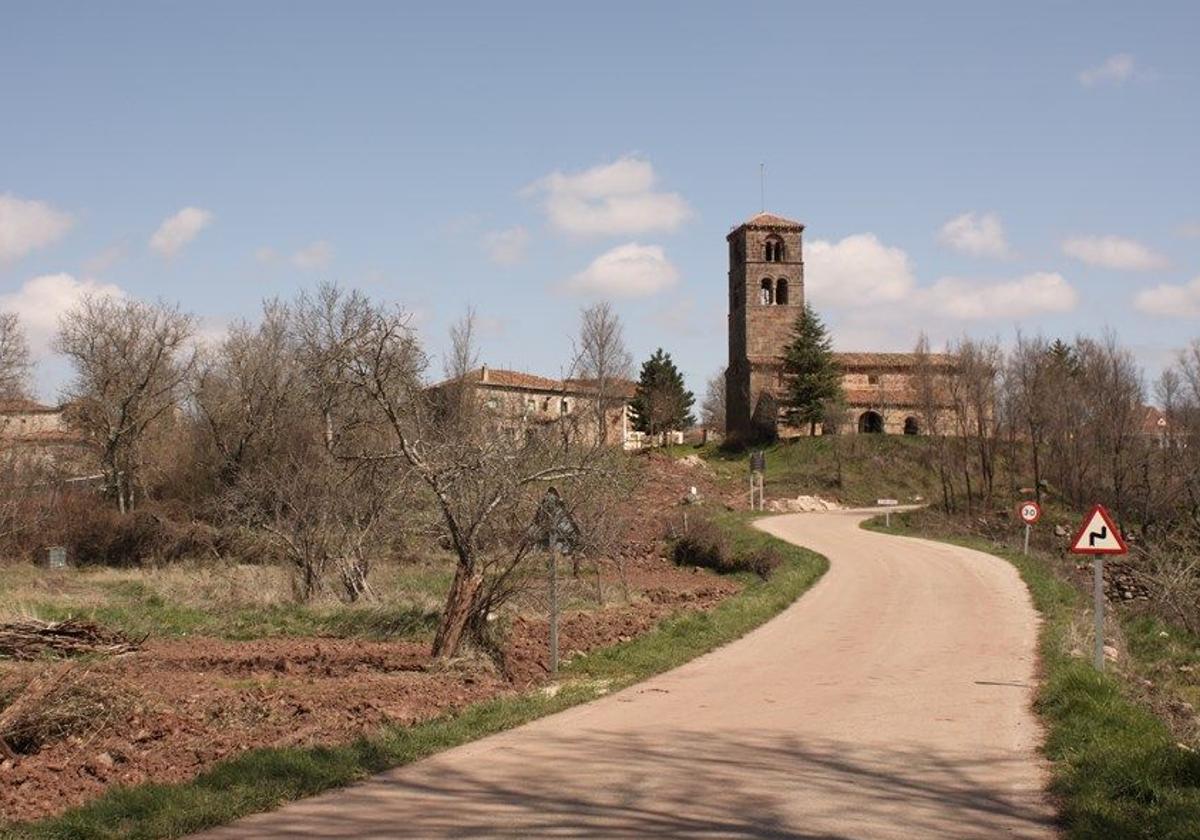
[198,510,1054,839]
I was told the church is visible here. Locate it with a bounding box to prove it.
[724,212,956,441]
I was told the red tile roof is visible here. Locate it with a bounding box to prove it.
[834,352,956,369]
[737,211,805,229]
[1140,405,1169,435]
[0,398,57,414]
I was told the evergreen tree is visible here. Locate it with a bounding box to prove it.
[631,348,695,441]
[781,304,842,435]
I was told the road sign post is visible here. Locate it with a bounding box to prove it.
[1068,504,1128,672]
[749,451,766,511]
[531,488,581,679]
[1017,501,1041,556]
[548,543,559,677]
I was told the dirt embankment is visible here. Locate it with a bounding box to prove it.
[0,450,741,824]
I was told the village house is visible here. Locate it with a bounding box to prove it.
[434,365,642,449]
[0,398,94,471]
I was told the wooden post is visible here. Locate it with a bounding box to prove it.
[549,544,559,677]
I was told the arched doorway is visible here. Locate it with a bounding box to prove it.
[858,411,884,434]
[903,416,919,435]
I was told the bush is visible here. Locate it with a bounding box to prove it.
[671,516,780,580]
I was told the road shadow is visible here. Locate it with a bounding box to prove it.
[202,728,1056,839]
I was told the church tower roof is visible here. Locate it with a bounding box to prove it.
[738,211,805,230]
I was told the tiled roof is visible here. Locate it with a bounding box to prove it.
[1140,405,1169,435]
[833,352,956,369]
[739,211,804,229]
[0,398,57,414]
[563,377,638,399]
[472,367,563,392]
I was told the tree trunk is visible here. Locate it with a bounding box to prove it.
[432,563,483,658]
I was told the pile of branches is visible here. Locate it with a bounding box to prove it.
[0,618,144,661]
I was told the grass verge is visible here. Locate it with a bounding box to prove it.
[865,512,1200,840]
[2,512,825,840]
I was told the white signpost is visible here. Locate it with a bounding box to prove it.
[1017,500,1041,555]
[1068,504,1128,672]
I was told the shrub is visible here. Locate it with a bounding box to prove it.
[0,664,129,755]
[671,516,781,579]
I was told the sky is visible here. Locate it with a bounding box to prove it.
[2,1,1199,401]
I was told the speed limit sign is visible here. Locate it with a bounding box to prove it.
[1018,501,1041,525]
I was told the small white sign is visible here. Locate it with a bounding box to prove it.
[876,498,898,507]
[1069,505,1128,555]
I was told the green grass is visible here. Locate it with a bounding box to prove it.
[866,511,1200,840]
[671,436,942,506]
[1,513,826,840]
[1,562,452,643]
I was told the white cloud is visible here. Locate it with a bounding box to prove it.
[565,243,679,297]
[937,211,1009,258]
[1061,234,1168,271]
[0,194,73,264]
[804,233,915,306]
[0,273,125,356]
[923,272,1078,319]
[291,240,333,271]
[525,155,692,236]
[149,207,213,257]
[82,243,126,275]
[482,226,529,265]
[1078,53,1136,87]
[254,246,280,264]
[1134,276,1200,318]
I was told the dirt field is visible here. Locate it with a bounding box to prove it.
[0,451,740,824]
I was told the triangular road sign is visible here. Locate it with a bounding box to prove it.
[1069,504,1128,555]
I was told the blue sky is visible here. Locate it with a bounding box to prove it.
[2,1,1198,399]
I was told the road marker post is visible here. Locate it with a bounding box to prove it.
[1017,501,1041,556]
[877,498,898,527]
[1068,504,1128,672]
[749,451,766,511]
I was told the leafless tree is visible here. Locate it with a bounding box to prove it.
[193,301,299,484]
[0,312,31,400]
[54,296,197,513]
[1006,333,1053,503]
[700,368,727,434]
[297,286,623,660]
[575,302,632,445]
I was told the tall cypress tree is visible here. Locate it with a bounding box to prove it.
[781,304,842,435]
[631,348,695,441]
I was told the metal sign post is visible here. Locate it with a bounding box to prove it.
[548,544,559,677]
[749,451,766,511]
[1017,501,1041,556]
[531,488,580,679]
[1067,504,1128,672]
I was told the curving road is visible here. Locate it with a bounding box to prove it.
[197,510,1055,839]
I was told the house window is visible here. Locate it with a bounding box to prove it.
[561,398,570,414]
[867,374,880,385]
[775,278,789,305]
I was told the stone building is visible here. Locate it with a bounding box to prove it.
[724,211,957,440]
[433,366,641,449]
[0,398,94,470]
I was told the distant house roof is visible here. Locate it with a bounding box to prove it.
[434,366,637,399]
[833,352,956,369]
[734,211,805,231]
[1140,405,1169,436]
[563,377,638,399]
[842,388,927,409]
[0,398,58,414]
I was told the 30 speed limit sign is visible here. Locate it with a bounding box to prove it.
[1017,501,1042,525]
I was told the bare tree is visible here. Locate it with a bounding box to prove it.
[297,287,622,660]
[194,301,299,484]
[0,312,31,400]
[575,302,632,445]
[700,367,727,434]
[54,296,197,513]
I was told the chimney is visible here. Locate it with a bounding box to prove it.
[480,364,488,383]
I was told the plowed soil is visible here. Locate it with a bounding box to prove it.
[0,451,741,824]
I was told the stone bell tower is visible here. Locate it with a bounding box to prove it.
[725,211,806,441]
